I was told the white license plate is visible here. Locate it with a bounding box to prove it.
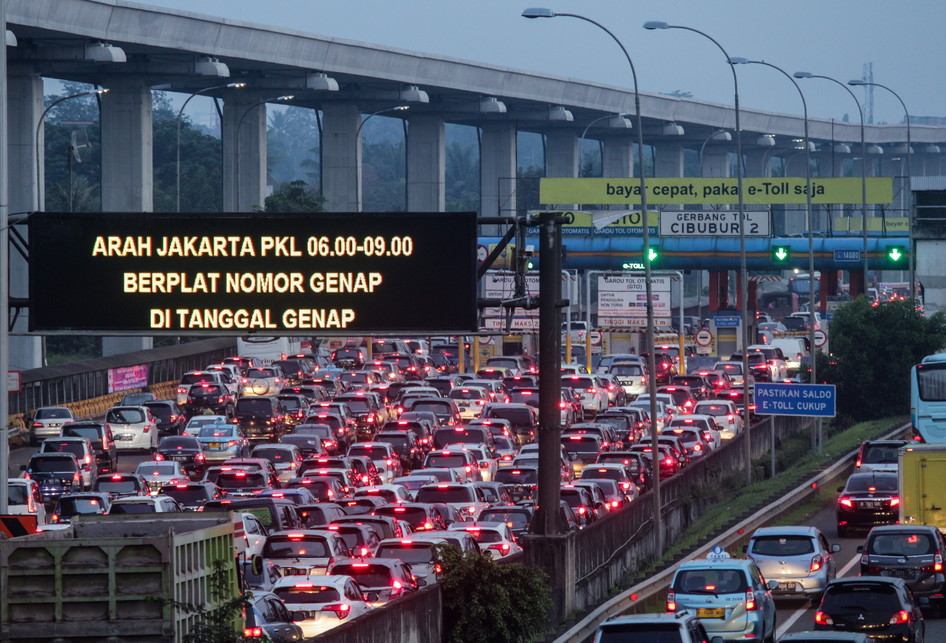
[116,434,133,441]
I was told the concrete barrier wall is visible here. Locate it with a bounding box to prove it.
[312,584,442,643]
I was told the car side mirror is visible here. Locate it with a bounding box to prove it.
[832,544,841,553]
[855,545,863,553]
[291,610,308,622]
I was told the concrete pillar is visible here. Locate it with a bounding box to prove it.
[480,122,516,218]
[320,103,360,212]
[701,148,730,178]
[6,70,42,368]
[99,80,154,355]
[222,94,267,212]
[100,80,153,212]
[601,135,633,178]
[545,130,578,178]
[406,113,445,212]
[744,149,772,178]
[654,142,685,178]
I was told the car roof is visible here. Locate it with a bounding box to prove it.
[827,576,908,589]
[677,557,756,571]
[751,525,820,538]
[272,573,351,589]
[866,524,941,535]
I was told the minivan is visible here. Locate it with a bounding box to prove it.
[235,396,288,441]
[61,420,117,474]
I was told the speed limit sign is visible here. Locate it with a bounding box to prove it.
[695,328,714,347]
[814,329,828,347]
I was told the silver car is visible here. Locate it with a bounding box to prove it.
[746,525,840,603]
[30,407,74,444]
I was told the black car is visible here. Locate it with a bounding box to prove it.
[234,396,288,442]
[272,358,315,386]
[50,492,112,524]
[477,505,534,539]
[859,525,946,614]
[156,436,207,478]
[142,400,187,437]
[91,472,150,499]
[22,453,83,502]
[61,420,118,474]
[185,382,235,417]
[815,577,925,642]
[158,481,223,510]
[836,472,900,538]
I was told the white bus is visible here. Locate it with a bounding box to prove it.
[236,337,304,365]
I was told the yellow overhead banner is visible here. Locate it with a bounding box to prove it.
[834,216,908,233]
[540,177,893,205]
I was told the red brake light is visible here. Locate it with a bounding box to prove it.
[889,610,910,625]
[745,590,756,611]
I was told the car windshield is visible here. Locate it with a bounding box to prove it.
[237,399,273,414]
[862,445,902,464]
[494,469,538,485]
[105,408,145,424]
[62,426,102,441]
[95,479,140,493]
[217,473,268,488]
[376,544,435,564]
[425,455,467,468]
[867,531,937,556]
[694,404,730,417]
[415,487,473,503]
[28,457,75,473]
[750,535,816,556]
[198,426,237,438]
[820,583,899,612]
[479,510,530,529]
[331,564,392,588]
[160,438,198,449]
[137,465,179,476]
[674,568,749,594]
[845,476,898,493]
[609,365,644,376]
[161,486,211,504]
[412,401,451,415]
[263,538,329,558]
[110,502,158,514]
[596,624,684,643]
[252,448,295,463]
[274,586,341,604]
[246,370,276,379]
[36,408,71,419]
[57,496,105,515]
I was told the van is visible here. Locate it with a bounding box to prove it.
[767,337,810,375]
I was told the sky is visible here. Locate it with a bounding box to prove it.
[135,0,946,126]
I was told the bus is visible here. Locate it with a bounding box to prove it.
[236,336,304,365]
[910,353,946,443]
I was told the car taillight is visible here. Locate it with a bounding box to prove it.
[889,496,901,507]
[321,603,352,619]
[666,590,676,612]
[50,513,59,523]
[838,496,853,508]
[610,500,620,509]
[154,453,165,461]
[889,610,910,624]
[809,554,823,572]
[854,457,862,468]
[244,627,263,638]
[745,590,756,611]
[814,611,832,625]
[434,563,443,574]
[466,505,477,514]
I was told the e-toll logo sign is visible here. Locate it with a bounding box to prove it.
[29,212,477,334]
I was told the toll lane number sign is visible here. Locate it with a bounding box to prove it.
[29,212,477,334]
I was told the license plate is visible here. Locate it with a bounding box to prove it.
[777,582,797,591]
[885,569,916,579]
[48,422,62,428]
[116,434,133,441]
[169,455,189,461]
[208,442,222,448]
[859,501,881,509]
[696,608,725,618]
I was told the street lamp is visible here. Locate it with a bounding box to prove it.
[734,58,820,450]
[234,94,294,211]
[523,7,661,544]
[699,129,731,177]
[794,72,870,296]
[644,20,752,485]
[355,106,410,211]
[35,89,109,211]
[176,82,246,212]
[849,79,913,300]
[578,112,631,177]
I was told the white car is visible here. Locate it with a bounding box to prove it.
[449,522,522,558]
[422,449,480,483]
[182,414,234,436]
[607,362,649,400]
[667,414,722,451]
[272,574,372,638]
[6,478,47,525]
[413,482,491,521]
[692,400,744,440]
[109,494,183,514]
[562,374,609,416]
[134,461,188,493]
[29,406,74,444]
[448,386,491,420]
[105,405,159,453]
[250,443,304,483]
[243,366,285,397]
[446,443,497,482]
[237,512,269,558]
[346,442,403,483]
[262,529,352,577]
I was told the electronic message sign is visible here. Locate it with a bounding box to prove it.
[29,212,477,335]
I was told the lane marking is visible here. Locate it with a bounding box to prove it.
[775,552,861,638]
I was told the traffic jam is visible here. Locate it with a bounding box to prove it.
[12,338,888,640]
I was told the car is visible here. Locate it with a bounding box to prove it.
[38,436,98,488]
[176,370,235,404]
[414,482,491,521]
[91,472,150,499]
[480,403,539,444]
[262,529,352,576]
[854,440,910,473]
[158,481,223,510]
[182,414,234,437]
[667,414,721,450]
[234,396,289,442]
[352,484,412,505]
[668,552,778,643]
[746,525,841,604]
[6,478,47,525]
[692,400,744,441]
[431,425,494,452]
[729,352,775,383]
[858,524,946,614]
[61,420,118,474]
[746,344,790,381]
[109,494,183,514]
[422,449,481,483]
[578,477,636,511]
[448,386,492,420]
[641,352,678,384]
[244,590,305,642]
[448,443,497,482]
[272,358,315,386]
[594,451,654,493]
[120,391,157,406]
[135,460,189,493]
[560,484,600,528]
[216,469,279,497]
[184,382,236,417]
[49,492,111,524]
[204,496,305,533]
[562,374,610,416]
[327,558,420,607]
[593,611,714,643]
[275,394,310,428]
[28,406,74,444]
[374,536,450,585]
[324,522,383,558]
[581,464,640,499]
[292,423,341,455]
[778,632,871,642]
[104,405,159,454]
[193,423,251,461]
[347,442,403,483]
[561,434,604,477]
[251,443,305,483]
[710,362,743,388]
[242,366,285,397]
[660,426,712,461]
[155,435,207,478]
[22,452,83,502]
[271,574,371,638]
[836,471,900,537]
[142,400,187,436]
[814,577,925,642]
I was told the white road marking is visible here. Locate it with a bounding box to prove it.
[775,552,862,638]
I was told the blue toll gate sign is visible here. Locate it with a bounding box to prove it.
[754,382,836,418]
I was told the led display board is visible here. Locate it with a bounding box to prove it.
[29,212,477,335]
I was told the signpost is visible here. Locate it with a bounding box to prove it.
[833,248,861,263]
[659,210,771,237]
[695,328,714,356]
[714,315,740,328]
[754,382,837,417]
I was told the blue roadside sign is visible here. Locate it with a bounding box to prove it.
[754,382,836,417]
[834,248,861,263]
[714,316,740,328]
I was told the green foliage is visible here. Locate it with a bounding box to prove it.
[823,297,946,420]
[436,545,551,643]
[445,141,480,212]
[263,180,325,212]
[162,560,249,643]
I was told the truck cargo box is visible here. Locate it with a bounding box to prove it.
[899,443,946,532]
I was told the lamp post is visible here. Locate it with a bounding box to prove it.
[644,21,752,485]
[35,89,109,211]
[355,105,409,211]
[176,82,245,212]
[578,112,631,177]
[522,7,660,543]
[734,58,820,451]
[233,95,293,211]
[850,79,913,299]
[794,72,869,296]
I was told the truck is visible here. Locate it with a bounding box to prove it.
[898,443,946,532]
[0,513,241,641]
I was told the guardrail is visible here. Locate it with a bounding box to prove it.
[554,421,910,643]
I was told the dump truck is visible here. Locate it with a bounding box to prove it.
[0,513,240,641]
[899,443,946,532]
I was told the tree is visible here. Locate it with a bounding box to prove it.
[262,179,324,212]
[820,297,946,421]
[445,141,480,212]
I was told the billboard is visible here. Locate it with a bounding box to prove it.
[29,212,477,334]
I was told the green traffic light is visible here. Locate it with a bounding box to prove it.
[886,246,906,263]
[772,245,791,263]
[645,246,659,263]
